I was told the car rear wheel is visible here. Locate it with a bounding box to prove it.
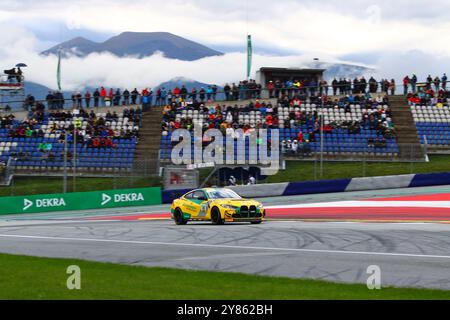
[211,207,224,225]
[174,208,188,225]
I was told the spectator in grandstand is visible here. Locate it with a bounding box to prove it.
[93,89,100,108]
[442,73,448,91]
[167,89,174,104]
[390,79,396,95]
[434,76,441,92]
[426,75,433,90]
[76,92,83,108]
[224,84,231,101]
[0,114,15,129]
[188,87,197,101]
[403,75,410,95]
[108,88,114,103]
[411,74,418,93]
[113,89,122,106]
[206,86,213,101]
[131,88,139,105]
[319,79,329,96]
[199,88,206,102]
[123,89,130,106]
[87,137,117,149]
[291,140,298,154]
[54,91,65,109]
[160,87,167,105]
[147,88,153,107]
[332,78,338,96]
[100,87,107,106]
[84,91,91,108]
[46,91,54,110]
[70,93,76,108]
[212,84,219,101]
[38,142,52,152]
[23,94,35,111]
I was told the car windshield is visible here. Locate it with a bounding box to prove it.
[207,189,241,200]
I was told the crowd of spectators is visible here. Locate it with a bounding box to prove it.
[47,107,142,147]
[161,88,396,156]
[1,107,142,162]
[0,114,16,129]
[14,73,450,114]
[406,85,450,106]
[4,111,45,139]
[403,74,447,95]
[279,94,394,156]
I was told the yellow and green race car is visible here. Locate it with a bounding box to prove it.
[170,188,265,225]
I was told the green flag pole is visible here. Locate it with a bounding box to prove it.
[57,47,62,91]
[247,34,252,80]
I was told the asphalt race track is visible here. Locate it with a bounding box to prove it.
[0,186,450,291]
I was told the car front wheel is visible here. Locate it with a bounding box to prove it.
[211,208,224,225]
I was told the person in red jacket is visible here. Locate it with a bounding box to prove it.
[266,114,273,127]
[100,87,107,107]
[267,81,275,98]
[84,91,91,108]
[403,76,410,95]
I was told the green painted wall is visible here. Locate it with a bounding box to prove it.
[0,187,162,215]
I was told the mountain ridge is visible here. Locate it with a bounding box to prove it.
[41,31,223,61]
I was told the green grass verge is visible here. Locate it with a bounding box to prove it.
[199,155,450,185]
[0,253,449,300]
[266,155,450,183]
[0,176,162,197]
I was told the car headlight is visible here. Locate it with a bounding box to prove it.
[221,204,239,210]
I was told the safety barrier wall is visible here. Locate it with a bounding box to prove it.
[345,174,415,192]
[282,179,352,196]
[0,187,162,215]
[410,172,450,188]
[162,171,450,203]
[230,183,289,198]
[5,171,449,214]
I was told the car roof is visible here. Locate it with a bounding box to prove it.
[184,188,231,196]
[192,188,228,193]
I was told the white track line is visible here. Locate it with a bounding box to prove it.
[268,201,450,209]
[0,233,450,260]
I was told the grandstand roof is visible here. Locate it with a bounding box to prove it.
[258,67,326,74]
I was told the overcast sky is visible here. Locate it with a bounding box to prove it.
[0,0,449,90]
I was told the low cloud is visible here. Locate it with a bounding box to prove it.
[0,25,351,91]
[0,24,449,93]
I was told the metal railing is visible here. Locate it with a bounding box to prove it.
[1,80,449,112]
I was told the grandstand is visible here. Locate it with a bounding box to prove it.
[2,75,447,184]
[412,105,450,147]
[160,95,400,162]
[0,108,142,176]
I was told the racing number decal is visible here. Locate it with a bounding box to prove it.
[198,201,210,217]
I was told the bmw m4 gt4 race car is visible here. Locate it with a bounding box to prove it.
[171,188,265,225]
